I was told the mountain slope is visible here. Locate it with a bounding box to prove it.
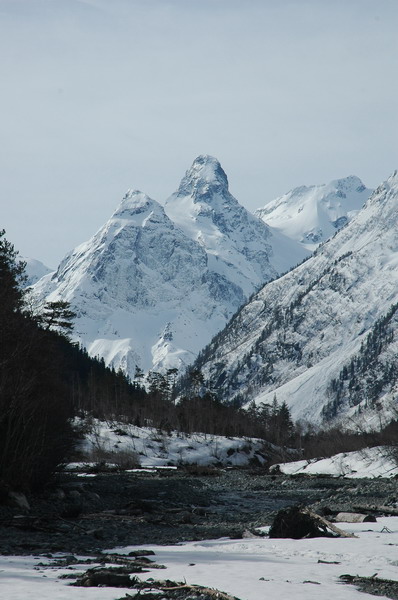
[33,191,215,374]
[256,176,372,250]
[195,171,398,427]
[32,157,308,377]
[22,257,53,286]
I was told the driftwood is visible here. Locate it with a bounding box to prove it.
[74,569,241,599]
[334,512,376,523]
[318,559,341,564]
[303,509,357,538]
[148,584,240,600]
[100,553,165,569]
[46,552,158,570]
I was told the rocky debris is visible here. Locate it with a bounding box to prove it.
[352,505,398,517]
[74,568,241,600]
[340,574,398,600]
[0,470,397,554]
[73,567,144,587]
[38,548,241,599]
[41,550,159,570]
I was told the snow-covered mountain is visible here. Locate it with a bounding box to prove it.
[164,155,307,284]
[32,156,308,377]
[256,176,373,250]
[194,171,398,427]
[22,257,53,286]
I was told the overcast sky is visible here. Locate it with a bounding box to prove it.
[1,0,398,267]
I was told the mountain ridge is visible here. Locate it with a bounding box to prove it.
[193,170,398,428]
[256,175,373,250]
[31,156,308,377]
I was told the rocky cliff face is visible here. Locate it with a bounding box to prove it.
[194,171,398,428]
[32,156,308,377]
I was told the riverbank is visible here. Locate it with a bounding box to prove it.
[1,468,397,555]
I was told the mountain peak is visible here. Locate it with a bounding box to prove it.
[256,175,373,250]
[331,175,367,194]
[176,155,229,200]
[113,189,160,218]
[361,170,398,208]
[386,169,398,188]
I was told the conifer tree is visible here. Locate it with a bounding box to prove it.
[0,232,73,490]
[40,300,76,335]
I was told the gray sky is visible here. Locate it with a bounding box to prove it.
[1,0,398,267]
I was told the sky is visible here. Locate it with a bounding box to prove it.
[1,0,398,268]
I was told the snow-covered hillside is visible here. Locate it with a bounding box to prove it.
[275,446,398,478]
[256,176,372,251]
[194,170,398,426]
[31,156,308,377]
[71,419,398,477]
[72,420,269,469]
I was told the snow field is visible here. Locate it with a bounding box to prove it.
[118,520,398,600]
[0,555,122,600]
[2,518,398,600]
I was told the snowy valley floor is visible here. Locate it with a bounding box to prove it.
[2,427,398,599]
[2,516,398,600]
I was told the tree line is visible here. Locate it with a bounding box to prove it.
[4,229,394,493]
[0,230,299,491]
[0,230,148,491]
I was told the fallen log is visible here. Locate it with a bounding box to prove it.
[303,509,357,538]
[334,512,376,523]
